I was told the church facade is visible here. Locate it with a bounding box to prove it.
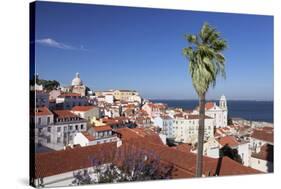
[71,73,86,96]
[192,95,228,128]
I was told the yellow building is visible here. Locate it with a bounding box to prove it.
[113,90,139,101]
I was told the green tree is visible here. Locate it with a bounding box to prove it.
[183,23,227,177]
[220,144,243,164]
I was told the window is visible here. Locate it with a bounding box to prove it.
[47,127,51,132]
[57,127,61,132]
[57,137,61,143]
[81,124,84,130]
[38,118,41,125]
[47,117,50,124]
[75,125,78,130]
[47,136,51,143]
[69,125,73,130]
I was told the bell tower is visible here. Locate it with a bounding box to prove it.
[219,95,227,110]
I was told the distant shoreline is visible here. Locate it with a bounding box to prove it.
[150,99,273,123]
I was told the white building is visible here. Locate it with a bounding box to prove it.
[33,83,43,91]
[104,94,114,104]
[33,107,54,145]
[56,93,88,109]
[36,91,49,108]
[128,94,142,103]
[153,115,174,139]
[142,103,167,118]
[71,72,87,96]
[42,110,88,150]
[190,137,220,158]
[49,89,61,101]
[250,144,273,173]
[174,114,214,143]
[249,128,273,172]
[192,95,228,128]
[73,131,120,147]
[87,125,119,144]
[73,132,96,147]
[250,128,273,152]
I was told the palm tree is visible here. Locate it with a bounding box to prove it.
[183,23,227,177]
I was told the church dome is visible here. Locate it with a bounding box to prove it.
[71,72,83,86]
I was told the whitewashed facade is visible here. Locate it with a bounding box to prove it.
[174,115,214,143]
[192,95,228,128]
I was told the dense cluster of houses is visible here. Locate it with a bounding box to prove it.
[30,73,274,187]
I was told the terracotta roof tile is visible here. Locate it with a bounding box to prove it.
[93,125,112,132]
[72,106,97,112]
[52,110,80,119]
[217,136,240,147]
[58,93,82,97]
[81,132,95,141]
[251,129,273,143]
[34,107,53,116]
[205,102,215,110]
[116,128,163,145]
[35,143,117,178]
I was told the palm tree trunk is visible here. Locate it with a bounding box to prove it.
[195,93,206,177]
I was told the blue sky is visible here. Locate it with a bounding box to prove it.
[34,1,273,100]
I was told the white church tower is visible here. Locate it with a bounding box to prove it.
[219,95,228,127]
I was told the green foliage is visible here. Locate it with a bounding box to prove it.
[32,74,60,91]
[183,22,227,96]
[220,144,243,164]
[39,79,60,91]
[227,117,233,125]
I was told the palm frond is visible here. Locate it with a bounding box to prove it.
[183,23,227,96]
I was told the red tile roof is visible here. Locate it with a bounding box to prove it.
[93,125,112,132]
[195,102,216,111]
[146,103,167,110]
[81,131,95,141]
[35,128,261,179]
[58,93,81,97]
[116,128,163,145]
[217,136,240,147]
[251,129,273,143]
[205,102,215,110]
[35,143,117,178]
[52,110,79,119]
[101,117,129,125]
[122,139,261,177]
[34,107,53,116]
[175,143,193,152]
[72,106,97,112]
